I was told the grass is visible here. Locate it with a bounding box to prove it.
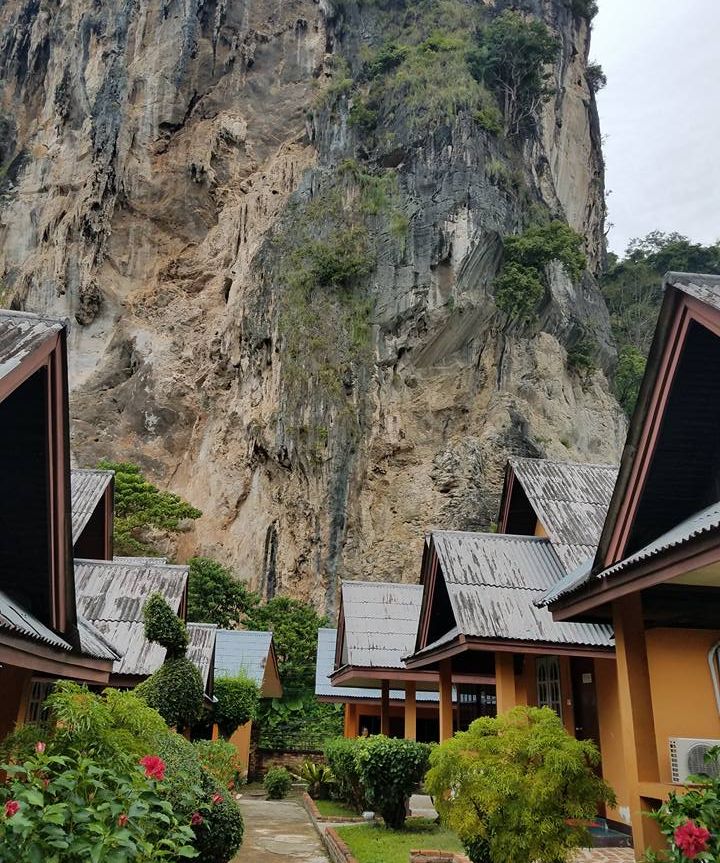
[336,818,464,863]
[315,798,360,819]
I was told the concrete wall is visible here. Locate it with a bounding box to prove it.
[595,657,629,826]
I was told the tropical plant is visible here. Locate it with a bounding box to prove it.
[97,460,201,556]
[425,706,615,863]
[193,739,242,789]
[647,746,720,862]
[256,695,343,751]
[212,676,260,737]
[0,743,198,862]
[355,736,431,829]
[294,761,335,800]
[187,557,259,628]
[264,767,292,800]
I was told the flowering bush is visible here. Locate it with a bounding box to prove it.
[649,746,719,862]
[0,745,197,861]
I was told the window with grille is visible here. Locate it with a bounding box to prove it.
[25,680,54,725]
[536,656,563,718]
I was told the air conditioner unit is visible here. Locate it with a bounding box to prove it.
[669,737,720,784]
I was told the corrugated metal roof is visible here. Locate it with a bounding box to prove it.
[75,558,188,677]
[70,469,113,543]
[214,630,273,686]
[315,628,439,702]
[667,271,720,312]
[510,458,618,572]
[0,310,63,380]
[0,587,72,651]
[77,615,122,661]
[187,623,217,689]
[113,556,168,565]
[537,557,593,606]
[431,531,613,647]
[341,581,423,669]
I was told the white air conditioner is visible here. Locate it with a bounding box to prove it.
[669,737,720,784]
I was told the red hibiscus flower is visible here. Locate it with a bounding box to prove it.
[674,819,711,859]
[34,741,46,754]
[139,755,166,781]
[212,793,224,805]
[4,801,19,818]
[191,811,204,826]
[117,813,129,828]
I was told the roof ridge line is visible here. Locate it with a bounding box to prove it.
[511,456,619,470]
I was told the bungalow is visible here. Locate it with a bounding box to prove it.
[0,311,119,736]
[541,272,720,853]
[70,468,114,560]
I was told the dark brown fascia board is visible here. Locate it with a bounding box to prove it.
[551,529,720,622]
[405,632,613,669]
[0,631,113,684]
[330,664,440,686]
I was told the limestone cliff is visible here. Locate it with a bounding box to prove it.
[0,0,626,611]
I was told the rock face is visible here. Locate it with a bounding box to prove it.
[0,0,626,611]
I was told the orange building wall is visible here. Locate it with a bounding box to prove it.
[595,658,629,826]
[0,666,31,738]
[229,721,253,778]
[646,628,720,785]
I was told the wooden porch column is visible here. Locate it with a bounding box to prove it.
[559,656,576,737]
[439,659,453,741]
[613,595,663,853]
[380,680,390,736]
[404,681,417,740]
[344,703,358,738]
[495,652,517,714]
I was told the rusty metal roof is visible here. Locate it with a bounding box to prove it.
[340,581,424,669]
[187,623,217,690]
[430,531,614,647]
[70,469,113,543]
[510,458,618,570]
[74,558,188,677]
[0,310,63,380]
[0,587,72,651]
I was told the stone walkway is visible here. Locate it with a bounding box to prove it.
[233,797,329,862]
[574,851,635,862]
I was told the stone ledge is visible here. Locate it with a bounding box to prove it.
[301,792,366,824]
[324,826,360,863]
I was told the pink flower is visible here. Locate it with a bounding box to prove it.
[34,742,46,755]
[191,811,204,826]
[139,755,166,782]
[4,801,19,818]
[211,793,224,805]
[117,813,129,828]
[674,820,711,859]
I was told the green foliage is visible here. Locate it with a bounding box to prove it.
[473,104,504,135]
[256,694,343,751]
[196,783,245,863]
[325,737,368,812]
[567,333,599,376]
[213,676,260,737]
[356,736,431,829]
[135,657,204,729]
[192,739,242,789]
[601,231,720,415]
[297,228,374,289]
[336,819,464,863]
[648,746,720,861]
[468,11,558,136]
[587,61,607,93]
[0,746,198,862]
[493,263,544,322]
[264,767,292,800]
[98,461,201,557]
[425,706,615,863]
[570,0,599,20]
[348,99,378,130]
[244,596,328,695]
[187,557,259,629]
[293,761,335,800]
[144,593,189,657]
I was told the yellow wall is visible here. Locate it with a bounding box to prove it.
[646,628,720,785]
[595,658,629,826]
[229,721,253,778]
[0,666,31,738]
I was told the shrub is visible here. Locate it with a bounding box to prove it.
[587,61,607,93]
[193,739,242,788]
[614,345,646,417]
[567,334,598,376]
[647,746,720,861]
[325,737,368,812]
[425,706,615,863]
[356,736,431,829]
[144,593,189,656]
[135,656,205,728]
[493,262,544,321]
[195,779,244,863]
[213,676,260,737]
[294,761,335,800]
[503,220,586,282]
[187,557,259,628]
[0,743,197,862]
[264,767,292,800]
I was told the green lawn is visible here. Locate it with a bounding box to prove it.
[315,799,360,819]
[336,818,464,863]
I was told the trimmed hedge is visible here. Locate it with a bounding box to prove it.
[143,593,189,656]
[213,676,260,736]
[135,656,204,728]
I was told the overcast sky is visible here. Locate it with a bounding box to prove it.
[592,0,720,255]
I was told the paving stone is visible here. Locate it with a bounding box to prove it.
[233,797,329,862]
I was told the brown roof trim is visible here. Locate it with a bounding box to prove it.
[330,665,440,685]
[0,631,113,684]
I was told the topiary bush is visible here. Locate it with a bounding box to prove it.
[324,736,368,812]
[144,593,189,657]
[355,736,431,829]
[135,656,205,729]
[425,706,615,863]
[264,767,292,800]
[213,676,260,737]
